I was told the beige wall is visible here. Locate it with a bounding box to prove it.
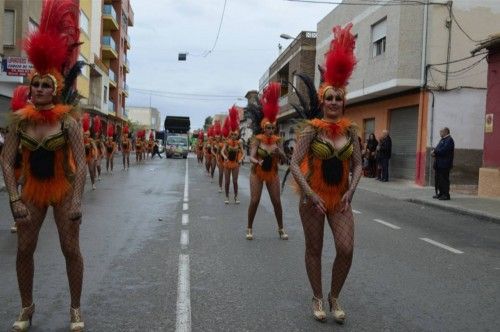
[426,0,500,90]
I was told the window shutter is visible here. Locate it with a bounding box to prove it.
[371,18,387,42]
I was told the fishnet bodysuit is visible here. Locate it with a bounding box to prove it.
[247,138,284,230]
[290,125,362,299]
[1,115,86,309]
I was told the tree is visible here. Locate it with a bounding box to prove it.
[204,116,213,131]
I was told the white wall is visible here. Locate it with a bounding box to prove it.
[428,88,485,149]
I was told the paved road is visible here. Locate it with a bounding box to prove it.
[1,155,499,331]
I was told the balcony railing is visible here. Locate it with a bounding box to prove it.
[109,69,117,83]
[279,95,288,107]
[103,5,117,21]
[102,36,116,51]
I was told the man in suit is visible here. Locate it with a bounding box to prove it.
[432,127,455,200]
[378,130,392,182]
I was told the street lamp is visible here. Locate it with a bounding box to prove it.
[280,33,296,40]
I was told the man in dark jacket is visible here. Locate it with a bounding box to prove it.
[378,130,392,182]
[432,127,455,200]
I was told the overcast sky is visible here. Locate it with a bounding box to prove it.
[127,0,336,130]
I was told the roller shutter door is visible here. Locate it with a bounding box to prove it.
[389,106,418,180]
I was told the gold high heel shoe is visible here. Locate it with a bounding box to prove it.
[70,307,84,331]
[12,303,35,331]
[312,296,326,322]
[328,293,346,324]
[246,228,253,240]
[278,228,288,240]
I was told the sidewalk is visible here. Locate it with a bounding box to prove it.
[267,158,500,223]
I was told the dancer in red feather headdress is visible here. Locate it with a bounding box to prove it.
[221,106,245,204]
[135,129,145,163]
[82,113,97,190]
[105,124,116,173]
[204,126,214,175]
[196,130,204,164]
[0,0,87,329]
[121,124,131,170]
[93,115,105,181]
[289,23,362,324]
[245,82,288,241]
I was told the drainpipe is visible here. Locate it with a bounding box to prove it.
[420,0,430,185]
[428,89,435,186]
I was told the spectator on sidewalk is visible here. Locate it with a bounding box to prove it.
[366,133,378,178]
[432,127,454,200]
[377,130,392,182]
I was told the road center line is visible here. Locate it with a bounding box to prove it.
[419,237,464,254]
[183,158,189,202]
[182,214,189,226]
[352,209,362,214]
[183,203,189,211]
[180,230,189,249]
[373,218,401,230]
[175,254,191,332]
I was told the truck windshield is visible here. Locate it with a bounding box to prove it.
[167,136,187,146]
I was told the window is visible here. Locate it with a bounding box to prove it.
[371,18,387,57]
[3,10,15,47]
[78,55,89,78]
[80,10,89,35]
[28,18,38,33]
[292,70,298,89]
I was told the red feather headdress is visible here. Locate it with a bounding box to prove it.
[24,0,80,95]
[82,113,90,133]
[222,117,230,138]
[123,124,129,135]
[207,126,214,138]
[213,121,222,137]
[228,105,240,133]
[197,130,204,141]
[149,131,154,140]
[107,123,114,138]
[260,82,281,127]
[318,23,356,102]
[93,116,102,136]
[10,86,30,112]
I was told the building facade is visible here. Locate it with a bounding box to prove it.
[126,106,160,139]
[316,0,500,185]
[0,0,42,128]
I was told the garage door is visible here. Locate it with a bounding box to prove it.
[389,106,418,180]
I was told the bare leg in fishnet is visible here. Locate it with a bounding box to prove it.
[16,203,48,307]
[224,167,240,199]
[327,208,354,298]
[265,177,283,229]
[210,158,216,180]
[247,172,263,229]
[218,163,224,190]
[299,197,325,299]
[53,196,84,309]
[96,158,102,179]
[86,161,95,186]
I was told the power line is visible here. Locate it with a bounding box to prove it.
[204,0,229,57]
[130,88,241,98]
[130,88,243,101]
[285,0,428,6]
[449,8,485,44]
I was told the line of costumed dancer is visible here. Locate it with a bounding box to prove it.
[287,23,362,324]
[0,0,87,330]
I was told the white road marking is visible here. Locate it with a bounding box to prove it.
[183,158,189,202]
[183,203,189,211]
[373,218,401,230]
[419,238,464,254]
[180,230,189,249]
[175,254,191,332]
[352,209,362,214]
[182,214,189,226]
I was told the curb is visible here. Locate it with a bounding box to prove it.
[405,198,500,224]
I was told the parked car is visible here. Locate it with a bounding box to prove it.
[166,135,189,159]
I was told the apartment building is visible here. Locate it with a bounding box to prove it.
[316,0,500,185]
[126,106,161,139]
[0,0,41,128]
[259,31,317,142]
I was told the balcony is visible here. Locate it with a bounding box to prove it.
[102,36,118,60]
[108,100,115,114]
[128,5,134,26]
[109,69,117,88]
[102,5,119,31]
[122,83,129,97]
[124,33,131,50]
[123,57,130,73]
